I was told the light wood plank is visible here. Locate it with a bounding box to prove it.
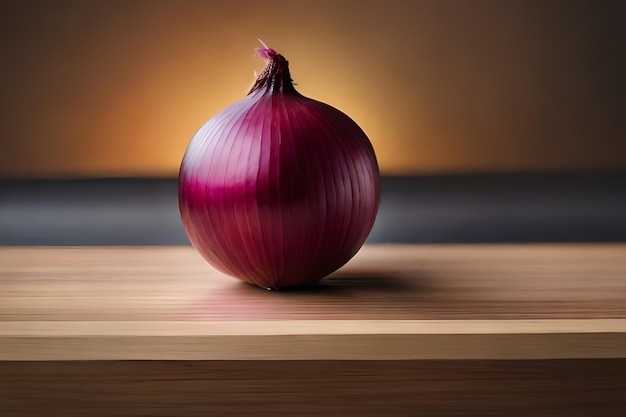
[1,245,626,360]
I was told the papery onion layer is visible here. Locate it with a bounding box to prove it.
[179,46,379,289]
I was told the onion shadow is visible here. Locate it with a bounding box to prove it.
[185,268,438,321]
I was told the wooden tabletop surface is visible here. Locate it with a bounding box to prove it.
[1,244,625,360]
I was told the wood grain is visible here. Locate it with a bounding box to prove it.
[1,245,626,360]
[2,245,626,415]
[1,360,625,417]
[2,245,626,321]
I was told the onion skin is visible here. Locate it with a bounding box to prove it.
[179,46,379,289]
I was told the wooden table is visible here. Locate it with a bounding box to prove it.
[1,245,625,416]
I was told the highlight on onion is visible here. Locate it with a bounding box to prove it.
[179,41,379,289]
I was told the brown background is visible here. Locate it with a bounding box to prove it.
[1,0,624,178]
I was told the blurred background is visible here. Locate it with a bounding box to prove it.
[1,0,625,245]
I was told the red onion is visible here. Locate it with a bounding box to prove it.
[179,43,379,289]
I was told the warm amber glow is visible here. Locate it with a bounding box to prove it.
[0,1,624,178]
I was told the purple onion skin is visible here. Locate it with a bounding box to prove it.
[179,47,379,289]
